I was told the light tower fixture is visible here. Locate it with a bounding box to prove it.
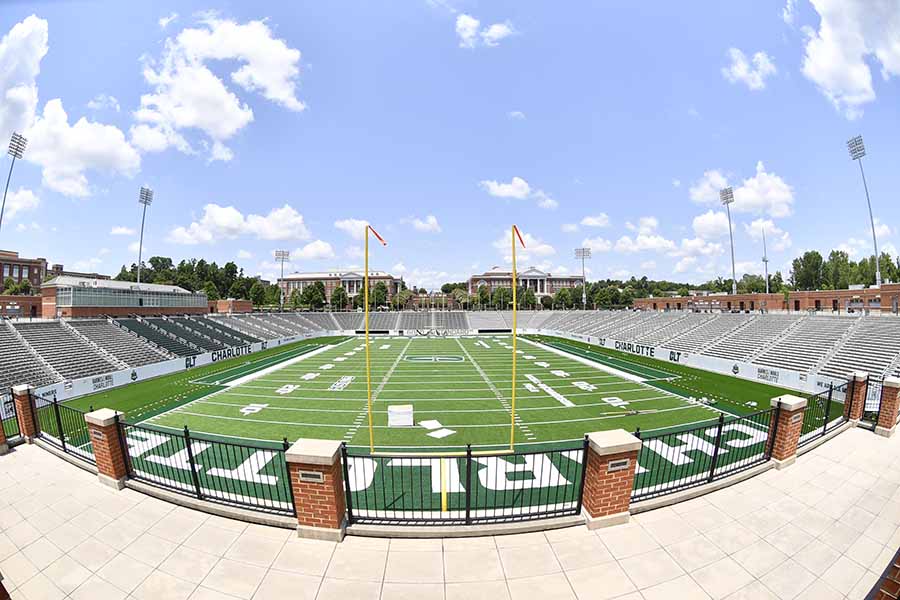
[137,186,154,284]
[274,250,290,309]
[575,247,591,309]
[720,186,738,295]
[0,132,28,237]
[848,135,881,287]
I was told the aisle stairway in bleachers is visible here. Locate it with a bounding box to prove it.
[818,317,900,380]
[14,321,119,381]
[68,320,171,367]
[0,321,59,390]
[704,314,803,362]
[116,318,200,357]
[754,316,855,373]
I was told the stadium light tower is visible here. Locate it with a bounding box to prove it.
[136,187,153,284]
[575,247,591,309]
[0,132,27,237]
[762,227,769,295]
[274,250,290,309]
[720,186,738,295]
[848,135,881,287]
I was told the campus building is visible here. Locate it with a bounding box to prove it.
[634,283,900,313]
[468,266,584,298]
[277,270,402,306]
[0,250,47,291]
[41,275,208,318]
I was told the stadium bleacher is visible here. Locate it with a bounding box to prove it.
[704,314,802,361]
[754,316,856,374]
[818,317,900,380]
[68,320,172,366]
[14,321,119,380]
[192,316,261,345]
[332,312,363,330]
[0,322,59,390]
[399,312,431,330]
[117,318,201,357]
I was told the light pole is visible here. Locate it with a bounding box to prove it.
[575,247,591,309]
[762,226,769,295]
[848,135,881,287]
[136,187,153,284]
[274,250,290,310]
[720,186,738,295]
[0,132,27,237]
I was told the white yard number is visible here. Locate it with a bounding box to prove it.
[573,381,596,391]
[474,454,571,490]
[240,403,268,416]
[276,385,298,395]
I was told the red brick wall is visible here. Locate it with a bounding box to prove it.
[845,377,867,421]
[13,389,38,440]
[289,461,346,529]
[582,449,637,519]
[88,421,128,481]
[769,406,805,461]
[877,385,900,431]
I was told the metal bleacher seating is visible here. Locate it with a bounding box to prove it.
[664,313,753,354]
[14,322,119,380]
[754,315,856,374]
[467,312,508,329]
[818,317,900,380]
[193,316,260,345]
[332,312,363,330]
[68,320,171,366]
[117,318,200,356]
[299,312,338,331]
[399,312,431,330]
[0,323,59,390]
[704,314,802,361]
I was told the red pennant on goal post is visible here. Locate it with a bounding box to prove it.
[368,225,387,246]
[513,224,526,248]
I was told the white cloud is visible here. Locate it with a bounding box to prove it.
[0,15,47,143]
[294,239,335,260]
[580,214,609,228]
[392,262,407,274]
[874,217,893,240]
[625,216,661,236]
[744,219,793,252]
[640,260,657,271]
[127,241,141,254]
[456,13,515,49]
[481,22,515,47]
[561,223,579,233]
[3,187,39,220]
[159,12,178,29]
[674,256,697,274]
[110,226,136,236]
[407,215,442,233]
[168,203,311,244]
[86,94,120,112]
[800,0,900,119]
[507,110,526,120]
[71,256,104,271]
[455,14,480,49]
[334,218,370,240]
[480,176,530,199]
[692,210,731,240]
[345,245,364,259]
[133,15,304,160]
[533,190,558,210]
[783,0,797,25]
[492,230,555,263]
[722,48,777,90]
[237,249,253,259]
[582,237,612,252]
[673,237,723,258]
[689,162,794,218]
[672,179,681,188]
[26,99,141,197]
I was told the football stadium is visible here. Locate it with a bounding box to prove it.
[4,2,900,599]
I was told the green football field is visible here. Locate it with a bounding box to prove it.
[71,333,796,452]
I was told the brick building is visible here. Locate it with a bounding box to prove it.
[277,271,402,307]
[634,283,900,314]
[0,295,41,318]
[0,250,46,291]
[468,266,584,298]
[41,276,208,318]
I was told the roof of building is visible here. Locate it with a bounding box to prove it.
[472,266,584,279]
[279,270,396,280]
[42,275,196,294]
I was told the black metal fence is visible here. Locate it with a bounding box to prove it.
[342,441,588,525]
[799,384,846,447]
[632,408,775,502]
[1,392,22,447]
[860,376,884,429]
[35,399,95,464]
[118,420,295,516]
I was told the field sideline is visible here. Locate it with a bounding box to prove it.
[71,332,798,452]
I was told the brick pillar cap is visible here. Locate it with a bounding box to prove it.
[853,371,869,381]
[884,376,900,389]
[11,384,34,395]
[85,408,123,427]
[286,438,342,466]
[770,394,808,411]
[587,429,641,456]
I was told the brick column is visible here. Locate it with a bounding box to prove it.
[84,409,128,490]
[582,429,641,529]
[768,394,808,469]
[0,411,7,455]
[285,439,347,542]
[844,372,868,422]
[876,377,900,437]
[12,384,38,443]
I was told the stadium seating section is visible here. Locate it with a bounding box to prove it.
[6,309,900,393]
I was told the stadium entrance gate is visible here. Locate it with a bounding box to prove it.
[859,375,885,430]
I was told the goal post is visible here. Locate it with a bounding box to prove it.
[510,224,526,452]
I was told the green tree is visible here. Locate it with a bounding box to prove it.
[477,284,491,309]
[554,287,573,309]
[331,286,349,310]
[203,281,220,301]
[823,250,851,290]
[540,295,553,309]
[371,281,388,308]
[289,289,301,309]
[249,280,266,306]
[770,271,785,293]
[492,287,511,309]
[790,251,824,290]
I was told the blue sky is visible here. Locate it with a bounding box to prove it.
[2,0,900,290]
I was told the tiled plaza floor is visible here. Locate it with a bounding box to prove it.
[1,426,898,599]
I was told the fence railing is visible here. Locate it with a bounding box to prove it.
[35,399,95,464]
[342,441,588,525]
[860,376,884,429]
[798,384,846,447]
[1,392,22,446]
[118,421,295,517]
[632,408,775,502]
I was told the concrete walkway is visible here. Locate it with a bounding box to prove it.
[1,427,898,599]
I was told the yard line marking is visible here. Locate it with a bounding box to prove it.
[344,337,413,441]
